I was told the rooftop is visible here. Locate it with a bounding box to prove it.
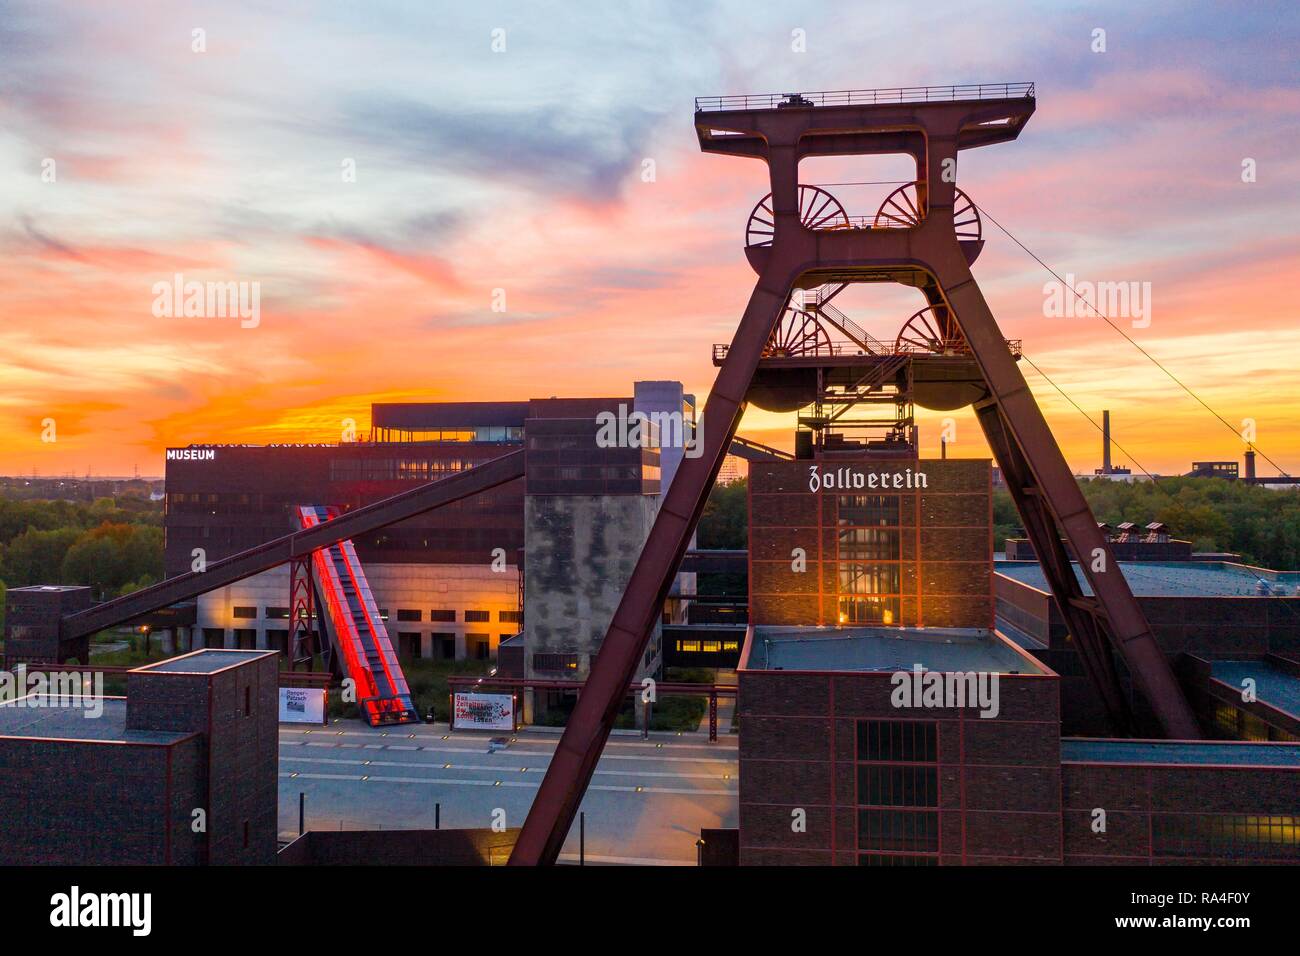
[1061,738,1300,768]
[744,625,1045,675]
[997,560,1300,598]
[0,697,190,744]
[1210,660,1300,718]
[133,648,275,675]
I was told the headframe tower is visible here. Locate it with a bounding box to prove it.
[511,84,1200,865]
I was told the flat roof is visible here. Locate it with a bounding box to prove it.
[745,626,1045,675]
[0,697,189,744]
[1210,660,1300,718]
[997,560,1300,597]
[371,401,530,430]
[1061,738,1300,768]
[133,648,275,674]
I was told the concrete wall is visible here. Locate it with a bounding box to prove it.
[523,493,661,682]
[190,562,519,660]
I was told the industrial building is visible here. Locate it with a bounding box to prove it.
[159,383,693,685]
[0,649,279,865]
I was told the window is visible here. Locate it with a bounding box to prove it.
[397,633,421,660]
[243,686,251,717]
[233,606,257,619]
[857,720,937,762]
[857,810,939,852]
[839,596,901,625]
[265,607,290,620]
[839,563,900,595]
[465,610,490,623]
[837,495,900,527]
[858,853,938,866]
[534,653,580,673]
[838,528,900,561]
[858,765,938,807]
[1151,814,1299,860]
[430,609,456,622]
[498,609,522,623]
[432,635,456,659]
[397,609,422,622]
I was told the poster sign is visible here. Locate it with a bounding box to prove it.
[453,692,515,731]
[279,686,327,725]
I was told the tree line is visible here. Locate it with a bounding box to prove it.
[0,497,164,612]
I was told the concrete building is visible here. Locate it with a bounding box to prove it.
[520,410,663,719]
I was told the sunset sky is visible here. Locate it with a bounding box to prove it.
[2,1,1297,478]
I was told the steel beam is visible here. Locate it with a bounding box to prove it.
[509,277,794,865]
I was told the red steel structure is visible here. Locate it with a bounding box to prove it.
[297,505,420,725]
[510,83,1201,866]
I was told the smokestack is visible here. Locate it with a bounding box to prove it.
[1245,449,1256,481]
[1102,410,1112,474]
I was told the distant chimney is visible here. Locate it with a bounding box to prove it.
[1102,410,1112,474]
[1245,449,1256,481]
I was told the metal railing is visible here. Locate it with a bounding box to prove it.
[716,338,1023,362]
[696,83,1035,112]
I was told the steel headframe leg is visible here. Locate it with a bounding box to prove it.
[937,267,1200,739]
[508,276,792,865]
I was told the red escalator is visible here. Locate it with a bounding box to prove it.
[296,505,420,725]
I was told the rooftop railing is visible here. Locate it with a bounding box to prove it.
[696,83,1035,113]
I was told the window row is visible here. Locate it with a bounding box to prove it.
[229,606,518,623]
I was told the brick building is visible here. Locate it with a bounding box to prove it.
[733,456,1300,865]
[0,649,278,865]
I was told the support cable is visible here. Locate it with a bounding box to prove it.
[971,200,1291,477]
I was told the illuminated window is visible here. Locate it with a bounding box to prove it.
[838,528,900,561]
[678,640,701,652]
[534,653,580,673]
[1152,815,1300,860]
[838,596,900,625]
[839,563,900,595]
[837,495,900,527]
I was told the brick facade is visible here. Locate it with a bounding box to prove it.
[749,459,992,629]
